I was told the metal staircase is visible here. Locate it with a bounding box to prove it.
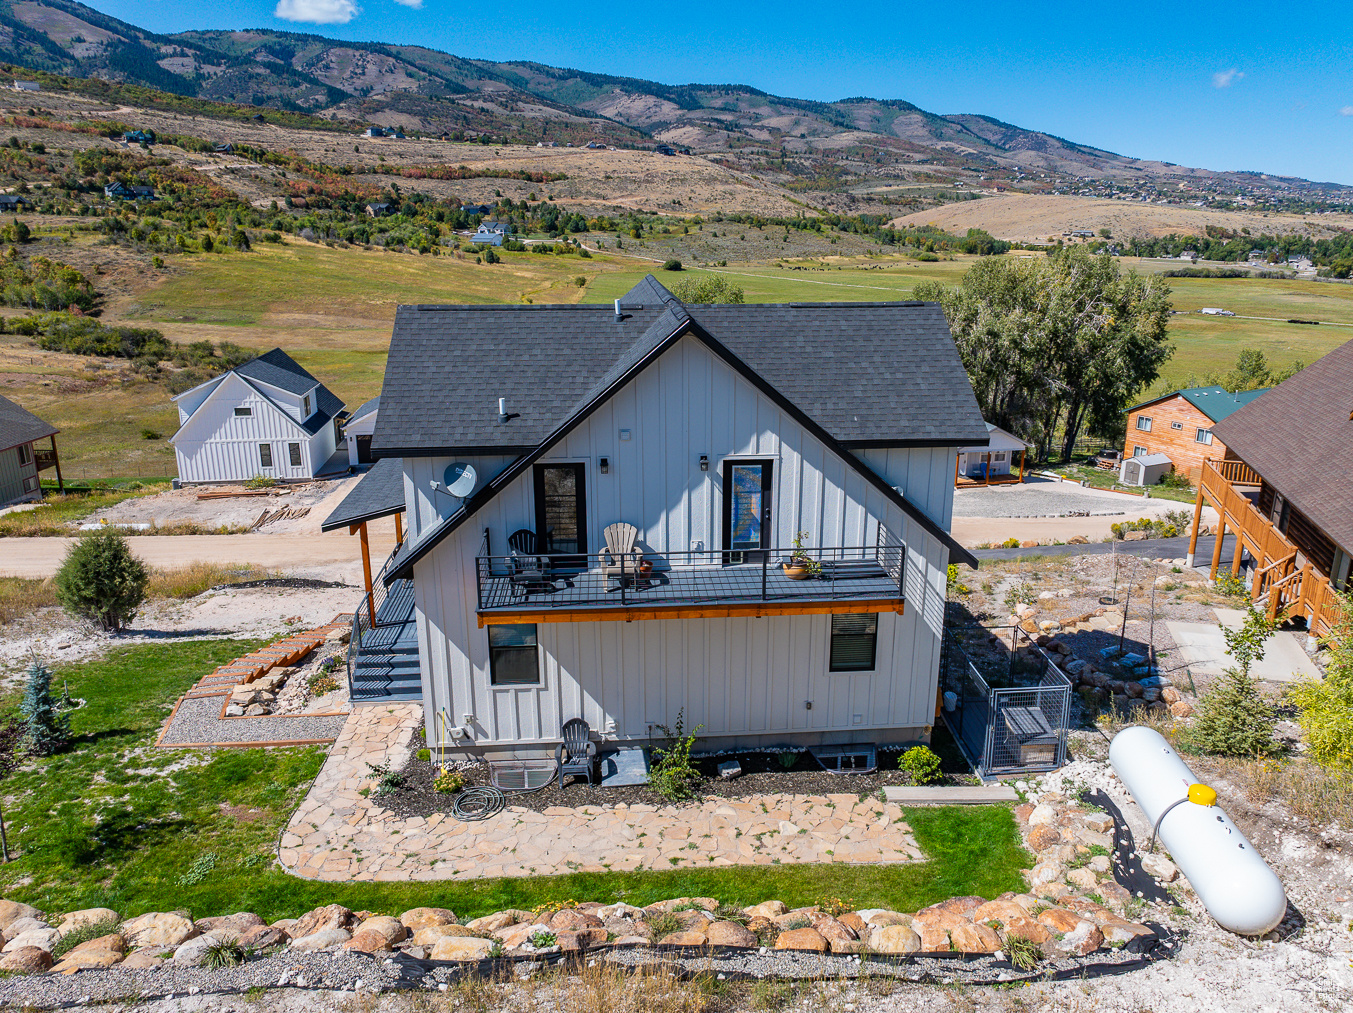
[347,549,423,703]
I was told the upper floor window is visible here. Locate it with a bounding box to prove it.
[16,443,32,467]
[1135,416,1152,431]
[302,394,313,418]
[1171,421,1183,430]
[234,406,252,417]
[829,613,878,672]
[1195,428,1213,445]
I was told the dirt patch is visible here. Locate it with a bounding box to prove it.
[83,478,358,535]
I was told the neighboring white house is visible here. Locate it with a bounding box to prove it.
[365,275,990,761]
[170,348,346,484]
[471,221,510,245]
[955,423,1029,484]
[345,396,380,467]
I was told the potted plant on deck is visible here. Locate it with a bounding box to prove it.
[782,531,821,580]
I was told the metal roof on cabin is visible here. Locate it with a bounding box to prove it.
[321,457,405,531]
[0,393,57,452]
[372,274,987,455]
[1210,339,1353,553]
[1128,385,1269,423]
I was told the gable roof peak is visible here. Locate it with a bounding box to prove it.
[614,274,683,317]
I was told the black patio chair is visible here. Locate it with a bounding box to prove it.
[556,717,597,787]
[507,528,554,597]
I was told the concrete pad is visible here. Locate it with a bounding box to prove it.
[883,785,1019,804]
[1166,609,1321,683]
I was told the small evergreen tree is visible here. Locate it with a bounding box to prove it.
[53,530,148,632]
[1189,606,1279,757]
[19,662,71,756]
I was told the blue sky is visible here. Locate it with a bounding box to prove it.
[98,1,1353,184]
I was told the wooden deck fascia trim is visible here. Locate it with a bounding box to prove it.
[478,598,906,627]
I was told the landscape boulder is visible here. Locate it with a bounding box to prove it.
[400,907,456,932]
[466,911,527,932]
[195,913,265,936]
[343,930,394,953]
[118,948,167,970]
[2,927,60,953]
[354,915,407,945]
[549,908,603,932]
[658,929,708,946]
[289,928,352,952]
[774,927,828,952]
[743,900,786,919]
[429,935,495,961]
[1061,919,1106,956]
[290,904,355,940]
[556,927,608,951]
[239,925,290,949]
[123,912,199,949]
[173,932,230,967]
[0,901,42,931]
[949,921,1002,953]
[0,946,53,973]
[57,908,121,935]
[870,924,921,954]
[705,921,757,947]
[413,924,481,947]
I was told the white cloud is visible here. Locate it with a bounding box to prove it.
[274,0,359,24]
[1341,106,1353,117]
[1212,68,1244,89]
[392,0,424,7]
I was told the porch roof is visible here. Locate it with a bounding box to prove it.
[0,394,58,453]
[321,456,405,531]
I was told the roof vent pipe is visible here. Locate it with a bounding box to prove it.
[498,397,519,424]
[614,298,623,321]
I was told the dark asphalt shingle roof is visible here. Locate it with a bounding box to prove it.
[373,275,986,455]
[350,396,380,421]
[1210,339,1353,553]
[321,457,406,531]
[186,348,346,436]
[0,394,57,452]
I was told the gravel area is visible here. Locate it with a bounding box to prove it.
[157,694,348,746]
[953,477,1181,518]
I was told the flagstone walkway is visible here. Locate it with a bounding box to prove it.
[279,705,924,882]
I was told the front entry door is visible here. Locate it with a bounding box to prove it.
[723,459,773,564]
[534,463,587,568]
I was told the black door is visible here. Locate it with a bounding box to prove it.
[722,459,773,564]
[534,463,587,568]
[355,435,373,464]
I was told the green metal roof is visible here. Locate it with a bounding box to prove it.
[1129,385,1270,423]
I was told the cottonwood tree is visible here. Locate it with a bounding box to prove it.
[916,247,1173,461]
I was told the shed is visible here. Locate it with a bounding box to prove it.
[1120,453,1173,487]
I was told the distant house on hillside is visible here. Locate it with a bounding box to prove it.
[123,130,155,145]
[0,394,61,507]
[365,202,394,218]
[1123,385,1268,483]
[459,204,492,217]
[0,195,30,211]
[362,127,406,139]
[471,221,509,245]
[214,142,234,154]
[169,349,347,484]
[104,182,155,201]
[654,144,676,156]
[12,81,39,93]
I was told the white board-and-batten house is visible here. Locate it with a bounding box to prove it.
[170,348,346,484]
[363,276,989,761]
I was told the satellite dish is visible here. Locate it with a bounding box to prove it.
[443,462,477,498]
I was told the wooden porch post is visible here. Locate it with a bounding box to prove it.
[953,452,961,487]
[1018,448,1026,483]
[394,510,403,543]
[1230,523,1245,578]
[358,521,375,625]
[50,434,63,494]
[1186,481,1205,567]
[1210,516,1226,581]
[985,453,992,486]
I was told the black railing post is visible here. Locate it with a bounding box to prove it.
[761,548,768,600]
[475,557,484,612]
[897,548,906,600]
[620,553,627,606]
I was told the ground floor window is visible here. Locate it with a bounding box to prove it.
[288,442,302,468]
[489,624,540,685]
[829,613,878,672]
[21,475,38,493]
[258,443,273,469]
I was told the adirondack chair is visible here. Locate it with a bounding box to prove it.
[556,717,597,787]
[507,528,553,597]
[601,522,643,579]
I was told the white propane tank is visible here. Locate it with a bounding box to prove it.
[1109,725,1287,936]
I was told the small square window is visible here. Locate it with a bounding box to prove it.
[21,475,38,493]
[1135,416,1152,431]
[1133,446,1148,457]
[288,442,302,467]
[16,443,32,466]
[1195,428,1213,445]
[234,406,252,417]
[258,443,273,469]
[830,613,878,672]
[1170,421,1183,430]
[489,624,540,685]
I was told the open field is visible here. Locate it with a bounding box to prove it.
[893,192,1353,243]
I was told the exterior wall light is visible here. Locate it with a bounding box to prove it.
[699,455,709,472]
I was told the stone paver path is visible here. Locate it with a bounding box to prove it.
[279,705,923,882]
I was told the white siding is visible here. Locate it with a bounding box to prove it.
[171,373,328,483]
[411,335,955,752]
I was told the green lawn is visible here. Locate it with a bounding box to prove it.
[0,643,1031,922]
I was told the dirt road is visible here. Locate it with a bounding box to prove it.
[0,529,400,579]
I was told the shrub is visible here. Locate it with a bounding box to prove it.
[1001,537,1020,549]
[433,767,465,793]
[140,428,160,440]
[201,938,247,969]
[1289,592,1353,769]
[244,475,278,489]
[899,745,943,784]
[416,747,431,762]
[18,661,72,756]
[306,672,338,695]
[650,709,703,801]
[668,275,744,304]
[366,761,405,795]
[661,258,683,271]
[54,530,148,632]
[1213,571,1247,597]
[946,563,970,596]
[1005,933,1043,970]
[1187,668,1277,757]
[51,919,121,957]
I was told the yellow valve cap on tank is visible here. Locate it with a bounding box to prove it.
[1188,783,1218,806]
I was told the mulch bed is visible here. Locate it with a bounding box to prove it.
[377,744,978,819]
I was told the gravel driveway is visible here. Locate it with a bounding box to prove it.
[953,477,1181,519]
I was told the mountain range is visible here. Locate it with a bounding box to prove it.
[0,0,1336,192]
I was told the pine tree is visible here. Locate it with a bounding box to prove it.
[19,662,71,757]
[53,530,148,632]
[1188,667,1277,757]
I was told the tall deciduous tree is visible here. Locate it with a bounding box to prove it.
[916,247,1172,461]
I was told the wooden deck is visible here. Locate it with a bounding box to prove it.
[1191,458,1341,637]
